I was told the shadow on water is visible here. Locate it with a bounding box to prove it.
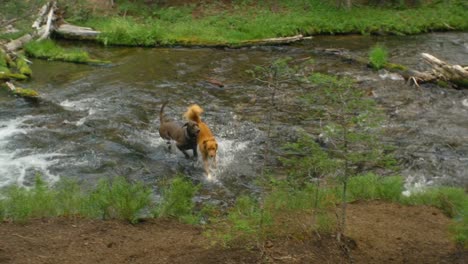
[0,32,467,197]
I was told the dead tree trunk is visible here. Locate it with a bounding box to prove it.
[236,34,310,47]
[3,1,101,52]
[54,24,101,40]
[5,34,34,52]
[315,48,467,89]
[406,53,467,88]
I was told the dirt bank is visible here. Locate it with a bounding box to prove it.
[0,201,466,263]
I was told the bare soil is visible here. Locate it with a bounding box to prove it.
[0,201,466,264]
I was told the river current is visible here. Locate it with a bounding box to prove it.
[0,32,467,197]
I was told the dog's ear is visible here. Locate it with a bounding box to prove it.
[203,140,208,149]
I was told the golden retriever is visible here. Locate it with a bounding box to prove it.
[184,104,218,178]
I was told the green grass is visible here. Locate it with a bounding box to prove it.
[1,1,466,46]
[1,176,58,222]
[0,176,152,224]
[24,39,109,64]
[153,176,200,224]
[348,173,404,202]
[0,173,465,247]
[15,55,32,76]
[78,1,468,46]
[402,187,468,218]
[369,44,389,69]
[87,176,152,224]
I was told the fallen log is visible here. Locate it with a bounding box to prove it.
[3,1,101,51]
[3,2,55,52]
[205,78,224,87]
[4,34,34,52]
[421,53,468,80]
[236,34,310,47]
[37,1,57,41]
[32,2,52,30]
[406,53,467,88]
[54,24,101,40]
[1,0,106,97]
[3,81,39,98]
[315,48,467,88]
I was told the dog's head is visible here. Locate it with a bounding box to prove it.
[203,139,218,158]
[183,121,200,138]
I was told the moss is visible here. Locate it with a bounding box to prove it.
[436,80,450,88]
[0,83,38,98]
[0,51,8,68]
[13,87,39,98]
[24,39,111,65]
[16,56,32,77]
[0,66,11,75]
[453,79,468,89]
[0,72,28,80]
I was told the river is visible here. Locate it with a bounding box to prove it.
[0,32,467,198]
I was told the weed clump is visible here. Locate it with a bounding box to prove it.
[369,44,388,69]
[1,176,58,222]
[154,176,200,224]
[87,176,152,224]
[0,176,152,224]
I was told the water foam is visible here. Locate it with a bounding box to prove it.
[0,117,61,188]
[401,172,435,197]
[200,138,250,183]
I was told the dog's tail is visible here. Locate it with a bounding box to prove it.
[184,104,203,123]
[159,101,169,123]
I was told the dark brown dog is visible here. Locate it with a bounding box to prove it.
[159,102,200,159]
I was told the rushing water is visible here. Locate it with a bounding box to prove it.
[0,32,467,196]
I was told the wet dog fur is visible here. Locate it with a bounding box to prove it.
[184,104,218,178]
[159,102,200,159]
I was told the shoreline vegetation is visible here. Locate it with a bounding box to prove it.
[1,0,467,90]
[1,1,467,48]
[0,174,466,248]
[81,0,468,47]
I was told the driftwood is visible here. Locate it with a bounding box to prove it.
[316,48,467,89]
[3,81,39,98]
[5,34,33,52]
[237,34,310,47]
[32,2,52,29]
[205,78,224,87]
[3,1,101,51]
[3,1,57,52]
[37,1,57,41]
[409,53,468,88]
[55,24,101,40]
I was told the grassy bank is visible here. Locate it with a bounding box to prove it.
[76,0,468,46]
[0,174,466,248]
[1,1,467,46]
[24,39,110,64]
